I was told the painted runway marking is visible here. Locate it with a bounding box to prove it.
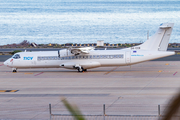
[34,72,44,76]
[173,72,177,76]
[0,90,19,92]
[104,66,119,75]
[0,64,4,66]
[158,70,171,73]
[24,73,33,75]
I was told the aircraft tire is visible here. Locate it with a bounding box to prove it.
[13,70,17,73]
[78,67,84,72]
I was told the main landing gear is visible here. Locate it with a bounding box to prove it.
[77,67,87,72]
[12,68,17,73]
[75,65,87,73]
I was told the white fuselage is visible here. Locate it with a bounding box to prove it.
[3,23,176,72]
[4,49,175,70]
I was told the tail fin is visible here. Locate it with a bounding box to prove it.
[137,23,174,51]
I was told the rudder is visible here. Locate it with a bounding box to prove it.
[158,23,174,51]
[137,23,174,51]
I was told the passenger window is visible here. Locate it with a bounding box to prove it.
[37,57,40,61]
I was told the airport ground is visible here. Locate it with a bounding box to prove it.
[0,58,180,119]
[0,48,180,119]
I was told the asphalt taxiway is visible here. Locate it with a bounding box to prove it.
[0,61,180,119]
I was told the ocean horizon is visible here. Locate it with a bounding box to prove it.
[0,0,180,45]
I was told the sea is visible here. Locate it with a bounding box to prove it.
[0,0,180,45]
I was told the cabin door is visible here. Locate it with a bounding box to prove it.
[30,57,36,66]
[125,51,131,64]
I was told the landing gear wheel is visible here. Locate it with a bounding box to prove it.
[84,69,87,72]
[12,68,17,73]
[78,67,84,72]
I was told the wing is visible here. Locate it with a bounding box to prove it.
[70,47,94,55]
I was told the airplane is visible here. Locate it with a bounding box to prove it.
[4,23,175,73]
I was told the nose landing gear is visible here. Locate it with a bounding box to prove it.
[12,68,17,73]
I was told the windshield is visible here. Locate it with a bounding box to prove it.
[12,54,21,59]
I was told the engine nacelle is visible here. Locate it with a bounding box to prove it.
[58,49,72,57]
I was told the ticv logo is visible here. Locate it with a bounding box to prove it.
[24,57,33,60]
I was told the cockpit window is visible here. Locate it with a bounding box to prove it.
[12,54,21,59]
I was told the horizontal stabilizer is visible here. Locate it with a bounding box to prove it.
[159,23,172,29]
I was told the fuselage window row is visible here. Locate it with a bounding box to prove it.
[37,54,124,61]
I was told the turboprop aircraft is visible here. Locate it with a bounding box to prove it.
[4,23,175,72]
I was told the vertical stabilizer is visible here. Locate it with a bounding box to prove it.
[137,23,174,51]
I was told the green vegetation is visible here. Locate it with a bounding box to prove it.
[125,44,132,47]
[11,50,22,55]
[61,98,85,120]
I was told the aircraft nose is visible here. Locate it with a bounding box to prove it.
[4,59,10,66]
[4,60,8,66]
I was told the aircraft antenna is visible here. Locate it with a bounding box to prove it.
[147,30,149,40]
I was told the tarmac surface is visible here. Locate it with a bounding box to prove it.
[0,61,180,119]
